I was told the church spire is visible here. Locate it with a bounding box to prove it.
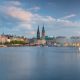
[42,24,45,39]
[42,25,45,32]
[37,25,40,39]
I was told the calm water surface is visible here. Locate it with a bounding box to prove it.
[0,47,80,80]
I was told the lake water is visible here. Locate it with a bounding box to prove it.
[0,47,80,80]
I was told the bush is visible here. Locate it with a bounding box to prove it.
[10,40,26,44]
[4,40,26,45]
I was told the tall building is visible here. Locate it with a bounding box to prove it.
[36,25,46,45]
[42,25,45,39]
[37,26,40,39]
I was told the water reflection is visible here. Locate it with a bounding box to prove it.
[35,48,47,79]
[0,47,80,80]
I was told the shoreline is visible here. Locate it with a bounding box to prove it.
[0,44,79,48]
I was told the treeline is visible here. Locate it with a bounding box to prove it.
[4,40,26,45]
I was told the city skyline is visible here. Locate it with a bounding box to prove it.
[0,0,80,38]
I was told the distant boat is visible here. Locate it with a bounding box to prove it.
[79,47,80,51]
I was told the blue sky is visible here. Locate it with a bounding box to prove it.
[0,0,80,37]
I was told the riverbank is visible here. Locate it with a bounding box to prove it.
[0,44,80,48]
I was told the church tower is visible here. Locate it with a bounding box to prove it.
[42,25,45,39]
[37,26,40,39]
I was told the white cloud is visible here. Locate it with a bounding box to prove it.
[28,6,40,11]
[2,1,21,6]
[0,3,56,31]
[6,6,32,21]
[29,31,36,35]
[56,19,80,27]
[61,14,76,20]
[32,14,56,24]
[8,1,21,6]
[0,3,79,28]
[0,1,80,37]
[18,22,33,30]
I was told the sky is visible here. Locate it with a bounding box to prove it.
[0,0,80,38]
